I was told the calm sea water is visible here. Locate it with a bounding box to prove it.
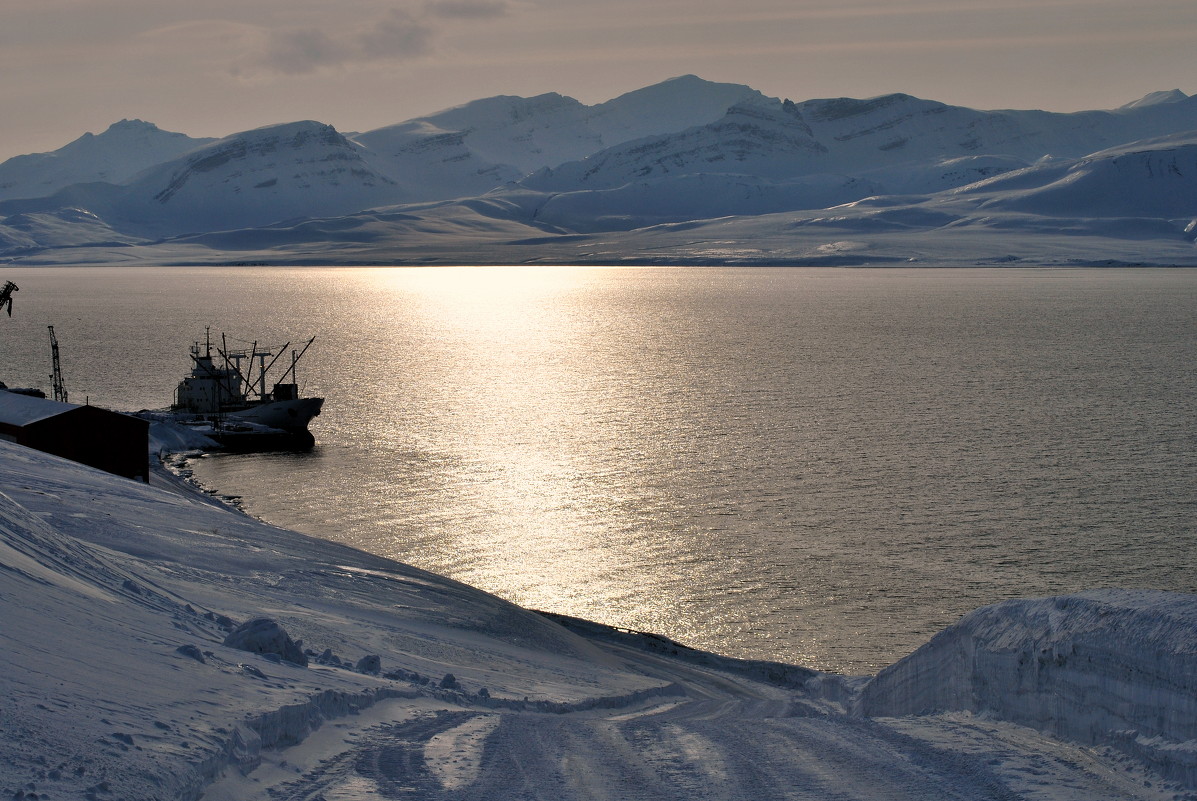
[3,266,1195,673]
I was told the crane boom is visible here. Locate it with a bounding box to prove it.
[48,325,68,403]
[0,280,16,316]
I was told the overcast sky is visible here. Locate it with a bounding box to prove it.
[2,0,1194,161]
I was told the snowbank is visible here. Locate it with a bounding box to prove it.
[859,591,1197,783]
[146,418,221,455]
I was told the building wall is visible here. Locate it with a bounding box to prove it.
[20,406,149,482]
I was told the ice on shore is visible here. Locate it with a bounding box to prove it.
[1,437,1194,800]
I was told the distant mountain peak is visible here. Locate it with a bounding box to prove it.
[74,119,184,146]
[805,93,933,122]
[0,118,214,201]
[104,119,161,133]
[1121,89,1190,109]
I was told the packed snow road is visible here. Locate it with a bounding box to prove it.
[207,636,1179,801]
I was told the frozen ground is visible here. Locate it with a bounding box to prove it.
[1,434,1196,800]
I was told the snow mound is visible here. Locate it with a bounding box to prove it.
[223,618,308,666]
[146,418,221,455]
[859,590,1197,783]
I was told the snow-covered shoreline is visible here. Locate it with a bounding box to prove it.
[3,437,1195,800]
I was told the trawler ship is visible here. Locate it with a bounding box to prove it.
[167,329,323,450]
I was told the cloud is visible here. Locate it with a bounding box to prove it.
[237,2,511,77]
[244,11,429,75]
[356,9,436,61]
[426,0,512,19]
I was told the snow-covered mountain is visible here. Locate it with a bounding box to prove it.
[357,74,762,177]
[0,119,212,202]
[0,78,1195,264]
[513,89,1197,233]
[526,89,1197,198]
[121,121,404,236]
[1,121,407,238]
[523,97,831,191]
[961,132,1197,218]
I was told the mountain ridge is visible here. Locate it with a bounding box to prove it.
[1,76,1194,265]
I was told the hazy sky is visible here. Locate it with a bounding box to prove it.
[2,0,1194,160]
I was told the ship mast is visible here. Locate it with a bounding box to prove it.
[278,336,316,384]
[48,325,68,403]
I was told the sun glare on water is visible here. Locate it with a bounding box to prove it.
[347,265,693,626]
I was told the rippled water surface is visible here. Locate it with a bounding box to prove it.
[5,266,1195,672]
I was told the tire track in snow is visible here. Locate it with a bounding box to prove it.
[265,710,478,800]
[249,636,1181,801]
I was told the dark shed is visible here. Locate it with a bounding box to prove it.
[0,391,149,482]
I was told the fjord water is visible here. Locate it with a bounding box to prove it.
[6,266,1195,672]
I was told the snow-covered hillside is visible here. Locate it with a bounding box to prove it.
[0,77,1194,264]
[352,120,524,202]
[962,133,1197,218]
[2,432,1196,799]
[118,122,405,237]
[794,89,1197,167]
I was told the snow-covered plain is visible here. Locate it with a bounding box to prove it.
[3,432,1197,800]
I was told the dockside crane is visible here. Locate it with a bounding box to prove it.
[48,325,68,403]
[0,280,16,316]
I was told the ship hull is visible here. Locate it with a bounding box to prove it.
[159,398,323,452]
[223,397,324,432]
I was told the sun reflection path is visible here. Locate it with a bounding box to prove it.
[359,266,710,634]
